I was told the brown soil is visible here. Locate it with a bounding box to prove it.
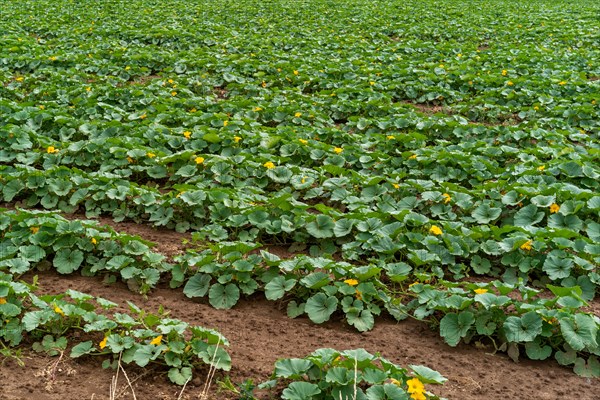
[1,218,599,400]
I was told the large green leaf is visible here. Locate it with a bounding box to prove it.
[305,293,338,324]
[208,283,240,309]
[503,311,542,343]
[305,215,335,238]
[53,249,84,274]
[282,382,321,400]
[439,312,474,346]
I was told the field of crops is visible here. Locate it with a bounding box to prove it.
[1,0,599,398]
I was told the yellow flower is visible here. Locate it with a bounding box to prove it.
[370,81,375,85]
[534,106,539,110]
[429,225,443,236]
[333,147,343,154]
[140,114,147,119]
[408,281,419,288]
[99,336,108,349]
[294,112,302,118]
[168,79,174,84]
[125,66,131,71]
[147,152,156,158]
[558,81,566,85]
[507,81,514,86]
[439,64,444,68]
[189,108,197,113]
[39,105,45,110]
[406,377,425,394]
[53,305,65,316]
[30,226,39,234]
[474,288,488,295]
[86,87,91,92]
[171,91,177,96]
[457,53,462,58]
[411,393,426,400]
[442,193,451,204]
[15,76,24,82]
[549,203,560,213]
[183,131,191,139]
[195,156,205,164]
[264,161,275,169]
[47,146,59,154]
[502,69,508,76]
[127,156,134,163]
[233,136,242,143]
[355,289,362,301]
[390,378,401,386]
[393,183,399,189]
[344,279,359,286]
[520,240,533,251]
[537,165,545,171]
[387,135,395,140]
[223,120,229,127]
[261,81,267,88]
[91,238,97,245]
[150,335,163,345]
[49,56,57,61]
[253,107,263,111]
[0,298,7,305]
[298,139,308,144]
[409,154,417,160]
[293,70,299,75]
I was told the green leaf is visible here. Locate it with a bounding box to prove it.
[305,215,335,238]
[168,367,192,385]
[573,356,600,378]
[305,293,338,324]
[282,382,321,400]
[559,314,598,351]
[264,276,296,300]
[513,204,545,227]
[70,341,94,358]
[53,249,84,274]
[543,254,574,280]
[410,364,448,384]
[439,312,475,346]
[524,339,552,362]
[471,204,502,224]
[274,358,313,378]
[503,312,542,343]
[208,283,240,309]
[325,366,354,384]
[183,274,211,298]
[346,309,374,332]
[287,301,305,318]
[555,344,577,366]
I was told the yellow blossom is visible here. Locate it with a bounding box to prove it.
[390,378,401,386]
[171,91,177,96]
[409,154,417,159]
[189,108,197,113]
[91,238,97,245]
[406,378,425,394]
[127,156,134,163]
[537,165,545,171]
[299,139,308,144]
[39,105,45,110]
[558,81,567,85]
[408,281,419,288]
[47,146,59,154]
[442,193,451,204]
[150,335,163,345]
[411,393,426,400]
[49,56,57,61]
[429,225,443,236]
[0,298,7,305]
[370,81,375,85]
[261,81,267,88]
[502,69,508,76]
[125,66,131,71]
[507,81,514,86]
[344,279,359,286]
[168,79,174,84]
[53,305,65,316]
[393,183,399,189]
[549,203,560,213]
[534,106,539,110]
[223,120,228,127]
[333,147,343,154]
[294,112,302,118]
[355,289,363,301]
[520,240,533,251]
[387,135,395,140]
[99,336,108,349]
[140,114,147,119]
[15,76,24,82]
[183,131,191,139]
[147,152,156,158]
[86,87,91,92]
[439,64,444,68]
[253,107,263,111]
[293,70,299,75]
[264,161,275,169]
[30,226,39,234]
[474,288,488,295]
[195,156,205,164]
[233,136,242,143]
